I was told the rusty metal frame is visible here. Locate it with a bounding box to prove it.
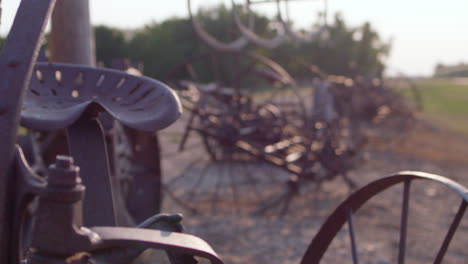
[11,149,223,264]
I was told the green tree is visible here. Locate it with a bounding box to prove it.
[94,25,128,67]
[92,8,391,84]
[126,18,196,79]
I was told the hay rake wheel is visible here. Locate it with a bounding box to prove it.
[162,51,373,216]
[163,92,364,216]
[301,172,468,264]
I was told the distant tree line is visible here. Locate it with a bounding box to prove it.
[0,5,390,86]
[94,5,390,84]
[434,63,468,77]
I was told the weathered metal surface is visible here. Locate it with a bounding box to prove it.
[67,112,117,226]
[165,62,375,214]
[98,63,161,225]
[91,227,223,264]
[22,155,224,264]
[11,147,47,262]
[91,214,195,264]
[168,2,380,213]
[20,62,183,227]
[0,1,463,264]
[22,63,182,132]
[190,0,327,49]
[0,0,56,262]
[29,156,98,258]
[49,0,95,65]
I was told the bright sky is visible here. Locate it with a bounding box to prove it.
[1,0,467,76]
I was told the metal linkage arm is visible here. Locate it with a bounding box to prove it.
[24,154,223,264]
[90,227,223,264]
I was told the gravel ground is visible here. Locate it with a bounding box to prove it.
[158,118,468,264]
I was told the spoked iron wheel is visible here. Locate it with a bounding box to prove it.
[162,51,307,215]
[300,172,468,264]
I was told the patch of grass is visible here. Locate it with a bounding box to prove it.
[404,78,468,136]
[417,79,468,113]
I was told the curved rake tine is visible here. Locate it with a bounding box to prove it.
[434,200,467,264]
[187,0,249,52]
[346,207,359,264]
[231,0,287,49]
[398,179,411,264]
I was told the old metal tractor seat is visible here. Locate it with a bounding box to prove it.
[21,62,182,226]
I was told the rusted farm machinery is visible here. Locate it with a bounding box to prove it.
[162,0,415,215]
[164,66,414,215]
[0,0,466,264]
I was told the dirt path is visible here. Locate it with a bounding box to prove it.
[159,118,468,264]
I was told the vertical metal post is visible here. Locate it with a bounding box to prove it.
[67,114,117,227]
[49,0,95,66]
[0,1,56,262]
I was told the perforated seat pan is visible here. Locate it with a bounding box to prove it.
[21,63,182,131]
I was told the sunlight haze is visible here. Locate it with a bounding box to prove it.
[1,0,466,76]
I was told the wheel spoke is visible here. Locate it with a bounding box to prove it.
[433,200,467,264]
[346,207,359,264]
[398,179,411,264]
